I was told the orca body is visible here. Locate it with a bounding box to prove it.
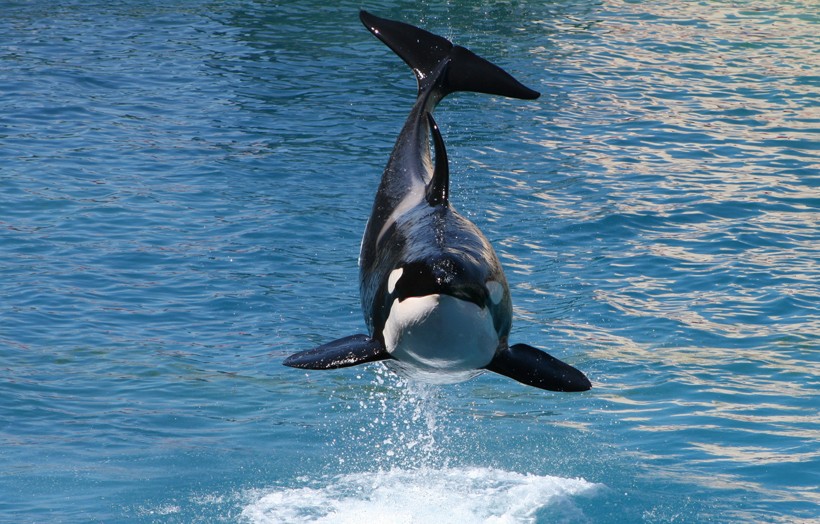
[283,11,591,392]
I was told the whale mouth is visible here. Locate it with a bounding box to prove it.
[384,360,485,384]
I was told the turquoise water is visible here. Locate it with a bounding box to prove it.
[2,0,818,522]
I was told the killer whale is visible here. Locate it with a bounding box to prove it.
[283,11,591,392]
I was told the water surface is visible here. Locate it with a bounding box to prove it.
[2,1,818,522]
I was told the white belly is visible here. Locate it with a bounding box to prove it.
[382,294,498,383]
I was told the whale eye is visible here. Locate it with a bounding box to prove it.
[388,267,404,294]
[486,280,504,304]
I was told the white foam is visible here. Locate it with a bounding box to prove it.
[241,466,599,524]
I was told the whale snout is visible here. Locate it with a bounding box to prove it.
[390,256,492,308]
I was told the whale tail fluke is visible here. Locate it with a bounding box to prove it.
[360,10,540,101]
[486,343,592,392]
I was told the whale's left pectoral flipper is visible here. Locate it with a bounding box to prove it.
[486,344,592,392]
[283,335,390,370]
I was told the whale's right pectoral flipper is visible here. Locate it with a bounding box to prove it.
[486,343,592,392]
[283,334,391,369]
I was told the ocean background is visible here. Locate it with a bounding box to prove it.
[2,0,818,522]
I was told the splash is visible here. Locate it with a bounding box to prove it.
[241,466,598,524]
[366,366,447,467]
[244,367,600,523]
[327,364,458,471]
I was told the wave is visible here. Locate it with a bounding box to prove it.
[241,465,599,524]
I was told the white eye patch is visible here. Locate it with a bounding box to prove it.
[388,267,404,294]
[486,280,504,304]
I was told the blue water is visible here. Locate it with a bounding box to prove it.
[2,1,818,522]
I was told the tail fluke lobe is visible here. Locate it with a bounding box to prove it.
[486,343,591,392]
[360,10,540,100]
[446,45,540,100]
[359,10,451,89]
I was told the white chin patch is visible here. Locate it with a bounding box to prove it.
[382,294,498,377]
